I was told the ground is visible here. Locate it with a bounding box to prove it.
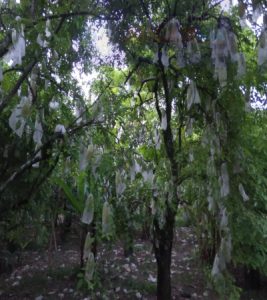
[0,226,266,299]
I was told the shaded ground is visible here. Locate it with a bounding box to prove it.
[0,226,266,299]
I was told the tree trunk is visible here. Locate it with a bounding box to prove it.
[153,205,175,300]
[244,267,261,289]
[153,60,180,300]
[80,224,87,268]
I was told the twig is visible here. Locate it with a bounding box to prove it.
[0,59,37,113]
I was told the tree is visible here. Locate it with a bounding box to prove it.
[0,0,106,269]
[0,0,100,216]
[98,0,267,298]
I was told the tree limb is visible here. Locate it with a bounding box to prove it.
[0,59,37,113]
[0,33,12,58]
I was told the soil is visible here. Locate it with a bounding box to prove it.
[0,226,266,300]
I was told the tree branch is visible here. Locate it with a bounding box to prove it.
[0,59,37,113]
[0,33,12,58]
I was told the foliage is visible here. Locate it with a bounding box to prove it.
[1,1,267,299]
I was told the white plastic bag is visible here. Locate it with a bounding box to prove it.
[33,115,43,145]
[81,194,94,225]
[186,80,200,110]
[238,183,249,202]
[220,163,230,198]
[160,109,167,130]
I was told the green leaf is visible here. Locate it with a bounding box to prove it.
[53,177,83,213]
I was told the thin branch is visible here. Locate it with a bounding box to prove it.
[0,33,11,58]
[32,10,119,25]
[0,80,112,193]
[0,59,37,113]
[137,77,156,94]
[0,153,60,216]
[154,78,161,121]
[3,67,23,74]
[54,16,66,34]
[0,116,102,195]
[0,15,7,30]
[139,0,152,22]
[0,154,44,194]
[124,61,141,84]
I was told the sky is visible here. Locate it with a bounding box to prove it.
[220,0,238,11]
[72,25,112,100]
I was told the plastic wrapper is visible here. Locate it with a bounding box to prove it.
[54,124,66,134]
[83,232,93,260]
[208,194,215,212]
[227,32,238,62]
[165,18,182,45]
[214,60,227,87]
[176,49,185,68]
[185,118,194,136]
[81,194,94,225]
[102,201,113,235]
[220,234,232,263]
[161,47,169,67]
[258,31,267,66]
[4,27,25,66]
[37,33,44,47]
[220,207,228,229]
[130,163,136,182]
[237,52,246,78]
[49,99,59,110]
[11,28,17,45]
[187,38,201,63]
[33,115,43,145]
[9,96,31,137]
[186,80,200,110]
[215,28,228,58]
[79,144,88,171]
[189,151,194,162]
[32,144,42,168]
[115,171,126,196]
[211,22,245,84]
[45,19,51,38]
[160,109,167,130]
[211,253,225,277]
[154,129,160,150]
[238,183,249,201]
[164,18,185,67]
[85,251,95,283]
[220,163,230,198]
[142,169,154,184]
[252,4,263,23]
[207,156,216,178]
[150,199,156,215]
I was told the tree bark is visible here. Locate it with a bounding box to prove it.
[152,51,180,300]
[153,204,175,300]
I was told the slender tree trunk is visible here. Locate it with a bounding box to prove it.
[80,224,87,268]
[91,220,97,258]
[152,58,181,300]
[153,204,175,300]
